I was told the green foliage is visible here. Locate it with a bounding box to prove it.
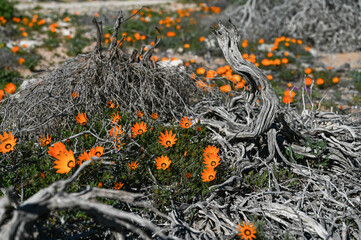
[353,70,361,92]
[0,0,14,20]
[65,28,90,56]
[0,67,20,89]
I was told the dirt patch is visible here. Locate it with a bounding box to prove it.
[318,52,361,69]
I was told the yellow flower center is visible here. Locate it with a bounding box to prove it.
[44,140,50,145]
[166,140,172,146]
[208,175,214,180]
[67,160,75,168]
[138,129,143,134]
[5,143,12,149]
[95,151,101,157]
[161,163,167,168]
[185,122,189,127]
[244,230,251,236]
[211,161,217,166]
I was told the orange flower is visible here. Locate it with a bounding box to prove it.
[98,182,103,188]
[158,130,177,148]
[114,182,124,190]
[54,149,76,174]
[332,77,340,84]
[203,145,219,157]
[11,46,19,53]
[48,142,67,159]
[131,122,148,137]
[136,110,144,118]
[0,89,4,102]
[18,57,25,65]
[71,92,79,98]
[89,146,104,157]
[305,77,313,86]
[199,36,205,42]
[203,153,221,168]
[186,172,192,178]
[267,75,273,80]
[304,68,312,74]
[241,39,248,48]
[75,113,87,126]
[258,38,264,44]
[267,52,273,58]
[4,82,16,94]
[283,95,292,104]
[166,31,176,37]
[281,58,289,64]
[236,221,257,240]
[201,167,216,182]
[109,125,124,139]
[128,161,139,170]
[155,155,171,170]
[196,67,206,75]
[316,78,324,85]
[219,84,231,93]
[184,43,190,48]
[180,117,192,129]
[64,16,70,22]
[0,132,17,154]
[39,133,52,147]
[111,111,121,124]
[107,99,117,108]
[150,112,159,120]
[77,150,91,166]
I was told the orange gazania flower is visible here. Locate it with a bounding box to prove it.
[304,68,312,74]
[128,161,139,170]
[203,145,219,157]
[18,58,25,65]
[305,77,313,86]
[114,182,124,190]
[155,155,171,170]
[219,84,231,93]
[186,172,192,178]
[236,221,257,240]
[166,31,176,37]
[150,112,159,120]
[89,146,104,157]
[158,130,177,148]
[54,149,76,174]
[39,133,52,146]
[4,82,16,94]
[111,111,121,124]
[196,67,206,75]
[48,142,67,159]
[258,38,264,44]
[316,78,324,85]
[11,46,19,53]
[109,125,124,139]
[180,117,192,129]
[201,167,216,182]
[75,113,87,126]
[136,110,144,118]
[98,182,103,188]
[0,90,4,102]
[199,36,205,42]
[77,150,91,166]
[0,132,17,154]
[107,99,118,108]
[267,75,273,80]
[332,77,340,84]
[203,153,221,168]
[131,122,148,137]
[71,92,79,98]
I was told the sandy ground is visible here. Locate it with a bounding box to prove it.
[318,52,361,69]
[15,0,175,14]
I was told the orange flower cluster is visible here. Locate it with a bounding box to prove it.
[201,145,220,182]
[77,146,104,166]
[0,132,17,154]
[200,3,221,14]
[270,36,304,52]
[283,89,296,104]
[50,22,58,33]
[0,16,7,25]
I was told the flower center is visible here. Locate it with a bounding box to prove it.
[185,123,189,127]
[244,230,251,236]
[95,151,101,157]
[44,140,50,145]
[161,163,167,168]
[208,175,214,180]
[138,129,143,134]
[211,161,216,166]
[166,140,171,146]
[5,143,12,149]
[67,160,75,168]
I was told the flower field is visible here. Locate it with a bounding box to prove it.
[0,0,360,239]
